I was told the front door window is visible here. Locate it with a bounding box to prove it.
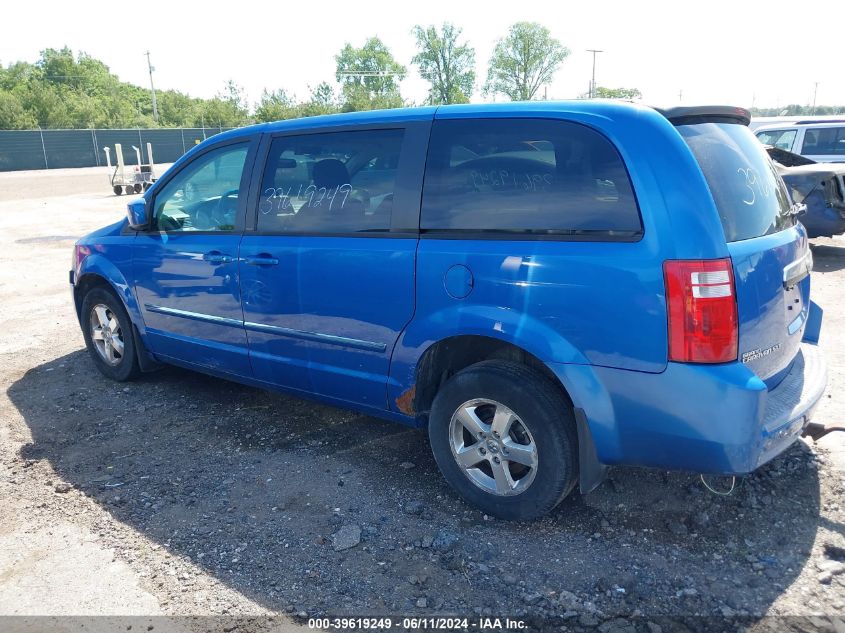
[153,144,249,232]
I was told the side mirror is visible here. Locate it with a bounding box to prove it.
[126,198,150,230]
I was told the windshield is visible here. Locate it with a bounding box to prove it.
[678,122,795,242]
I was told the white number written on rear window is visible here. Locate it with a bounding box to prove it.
[737,166,773,206]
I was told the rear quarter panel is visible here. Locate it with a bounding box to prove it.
[388,103,731,412]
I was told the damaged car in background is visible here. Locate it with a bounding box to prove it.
[766,146,845,239]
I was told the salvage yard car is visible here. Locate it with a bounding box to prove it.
[756,119,845,163]
[765,146,845,238]
[70,102,827,520]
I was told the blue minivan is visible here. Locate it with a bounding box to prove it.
[71,102,827,520]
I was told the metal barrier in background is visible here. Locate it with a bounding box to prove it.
[0,127,234,172]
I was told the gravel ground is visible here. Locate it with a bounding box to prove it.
[2,169,845,632]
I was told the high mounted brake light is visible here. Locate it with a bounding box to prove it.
[664,259,738,363]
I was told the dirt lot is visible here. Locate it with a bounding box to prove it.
[2,168,845,632]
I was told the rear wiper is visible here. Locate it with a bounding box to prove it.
[788,202,807,217]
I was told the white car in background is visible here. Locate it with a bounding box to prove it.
[754,119,845,163]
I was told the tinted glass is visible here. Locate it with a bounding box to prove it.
[678,123,795,242]
[257,129,404,233]
[755,129,797,151]
[420,118,641,235]
[802,127,845,155]
[154,143,248,232]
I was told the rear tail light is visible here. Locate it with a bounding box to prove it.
[664,258,738,363]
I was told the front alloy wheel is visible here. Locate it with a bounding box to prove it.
[89,304,125,366]
[80,286,139,381]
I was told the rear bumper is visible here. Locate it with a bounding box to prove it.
[549,342,827,475]
[756,343,826,468]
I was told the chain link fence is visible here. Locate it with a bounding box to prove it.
[0,127,234,172]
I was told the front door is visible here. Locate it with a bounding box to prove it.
[239,124,427,407]
[133,138,257,376]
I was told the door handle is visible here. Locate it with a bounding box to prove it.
[243,255,279,266]
[203,251,234,264]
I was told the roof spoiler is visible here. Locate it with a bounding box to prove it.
[655,105,751,127]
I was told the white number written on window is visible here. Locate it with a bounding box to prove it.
[259,183,353,215]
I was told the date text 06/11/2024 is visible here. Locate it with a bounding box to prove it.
[307,617,528,630]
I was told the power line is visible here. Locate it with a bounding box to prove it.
[337,71,403,78]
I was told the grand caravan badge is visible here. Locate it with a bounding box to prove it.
[742,344,782,363]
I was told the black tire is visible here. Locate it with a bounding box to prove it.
[428,360,578,520]
[133,183,143,193]
[80,286,140,382]
[113,185,123,195]
[124,186,134,195]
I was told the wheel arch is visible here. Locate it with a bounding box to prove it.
[74,259,160,372]
[74,254,142,329]
[389,331,609,494]
[397,334,572,420]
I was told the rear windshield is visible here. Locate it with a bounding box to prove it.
[678,122,795,242]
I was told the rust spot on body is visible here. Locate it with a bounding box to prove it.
[395,384,416,415]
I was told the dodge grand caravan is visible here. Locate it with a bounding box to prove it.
[70,102,827,520]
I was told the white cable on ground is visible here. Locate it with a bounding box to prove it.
[700,474,736,496]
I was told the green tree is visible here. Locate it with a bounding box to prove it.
[156,90,201,127]
[750,104,845,116]
[411,23,475,104]
[299,82,339,117]
[198,80,250,128]
[591,86,642,100]
[0,48,263,129]
[335,38,406,112]
[484,22,569,101]
[0,92,36,129]
[254,88,297,122]
[219,80,247,111]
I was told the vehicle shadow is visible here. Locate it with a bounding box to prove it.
[9,351,825,621]
[811,242,845,273]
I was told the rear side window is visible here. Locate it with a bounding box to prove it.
[755,128,796,151]
[420,118,641,237]
[678,123,795,242]
[257,129,404,233]
[802,127,845,155]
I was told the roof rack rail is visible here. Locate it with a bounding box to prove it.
[655,105,750,126]
[795,119,845,125]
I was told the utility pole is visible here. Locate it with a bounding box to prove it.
[678,89,683,102]
[586,49,603,98]
[812,82,819,114]
[145,51,159,123]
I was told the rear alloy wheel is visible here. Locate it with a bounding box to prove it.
[81,287,140,381]
[449,399,538,496]
[429,360,578,520]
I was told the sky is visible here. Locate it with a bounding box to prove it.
[2,0,844,110]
